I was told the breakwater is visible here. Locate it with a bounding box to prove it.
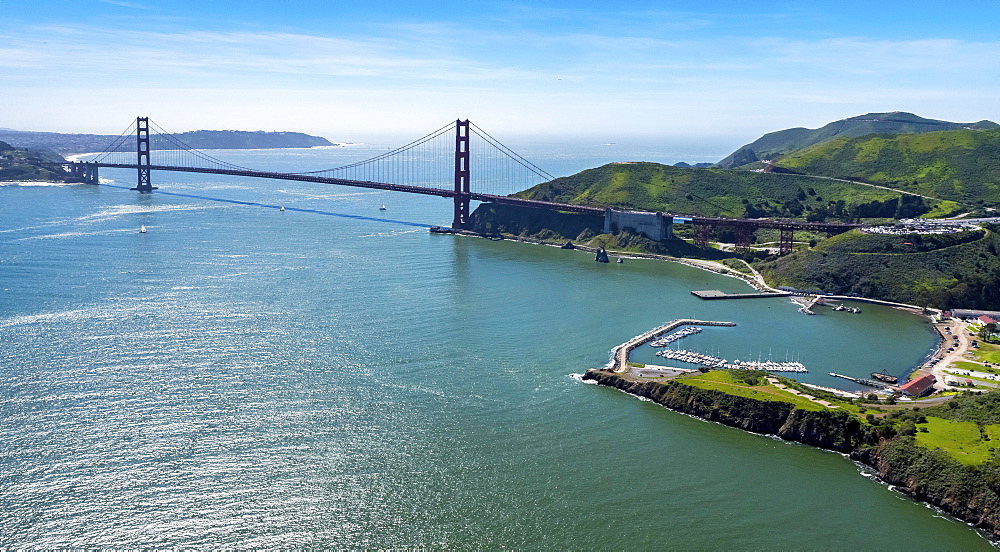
[691,289,791,300]
[610,319,736,373]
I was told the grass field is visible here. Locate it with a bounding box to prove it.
[951,361,987,371]
[973,341,1000,365]
[915,416,1000,465]
[677,370,828,411]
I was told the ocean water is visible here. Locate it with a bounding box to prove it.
[0,147,991,548]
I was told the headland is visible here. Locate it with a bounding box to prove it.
[580,309,1000,541]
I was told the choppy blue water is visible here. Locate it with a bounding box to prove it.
[0,147,990,548]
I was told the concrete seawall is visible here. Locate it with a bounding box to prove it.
[691,290,791,300]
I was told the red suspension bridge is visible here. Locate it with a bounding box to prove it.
[60,117,860,253]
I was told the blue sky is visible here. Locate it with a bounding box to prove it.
[2,1,999,151]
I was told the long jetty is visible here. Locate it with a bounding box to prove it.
[829,372,891,389]
[611,319,736,373]
[691,290,791,300]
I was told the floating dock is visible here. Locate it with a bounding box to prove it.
[655,349,808,372]
[611,319,736,373]
[691,290,791,300]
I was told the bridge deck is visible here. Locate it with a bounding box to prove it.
[65,161,863,231]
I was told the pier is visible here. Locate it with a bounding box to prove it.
[691,290,791,300]
[829,372,892,389]
[611,319,736,373]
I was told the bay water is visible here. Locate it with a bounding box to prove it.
[0,145,991,548]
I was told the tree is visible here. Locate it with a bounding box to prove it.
[981,322,999,342]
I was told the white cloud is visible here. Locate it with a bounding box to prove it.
[2,21,998,144]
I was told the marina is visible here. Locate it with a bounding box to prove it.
[649,326,702,347]
[655,348,809,372]
[610,318,736,373]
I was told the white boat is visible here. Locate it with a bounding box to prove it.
[279,206,285,212]
[379,203,387,211]
[139,225,147,234]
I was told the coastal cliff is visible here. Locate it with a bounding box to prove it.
[583,370,873,451]
[584,369,1000,540]
[467,203,602,241]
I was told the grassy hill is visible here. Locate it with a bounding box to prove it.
[754,225,1000,310]
[772,128,1000,207]
[716,111,998,169]
[0,140,67,182]
[514,161,943,221]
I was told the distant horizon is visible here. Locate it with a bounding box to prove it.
[2,108,994,164]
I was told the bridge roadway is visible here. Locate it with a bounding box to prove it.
[87,162,862,233]
[94,163,607,216]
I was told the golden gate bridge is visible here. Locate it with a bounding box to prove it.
[59,117,860,253]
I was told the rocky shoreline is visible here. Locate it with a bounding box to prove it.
[583,369,1000,542]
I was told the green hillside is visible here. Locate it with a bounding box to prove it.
[773,128,1000,207]
[515,161,940,221]
[754,226,1000,310]
[716,112,998,169]
[0,140,67,181]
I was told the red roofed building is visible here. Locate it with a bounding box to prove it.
[899,374,936,397]
[979,315,998,325]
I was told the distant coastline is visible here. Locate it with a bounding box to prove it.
[0,128,337,155]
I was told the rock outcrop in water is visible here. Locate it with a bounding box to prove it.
[583,369,1000,541]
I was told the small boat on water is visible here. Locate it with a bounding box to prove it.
[871,369,899,384]
[139,225,147,234]
[616,257,623,263]
[379,203,387,211]
[279,206,285,211]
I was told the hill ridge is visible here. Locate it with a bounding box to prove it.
[716,111,998,169]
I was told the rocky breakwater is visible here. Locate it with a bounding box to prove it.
[583,368,1000,541]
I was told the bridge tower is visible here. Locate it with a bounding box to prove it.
[779,227,795,255]
[452,119,471,229]
[131,116,157,193]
